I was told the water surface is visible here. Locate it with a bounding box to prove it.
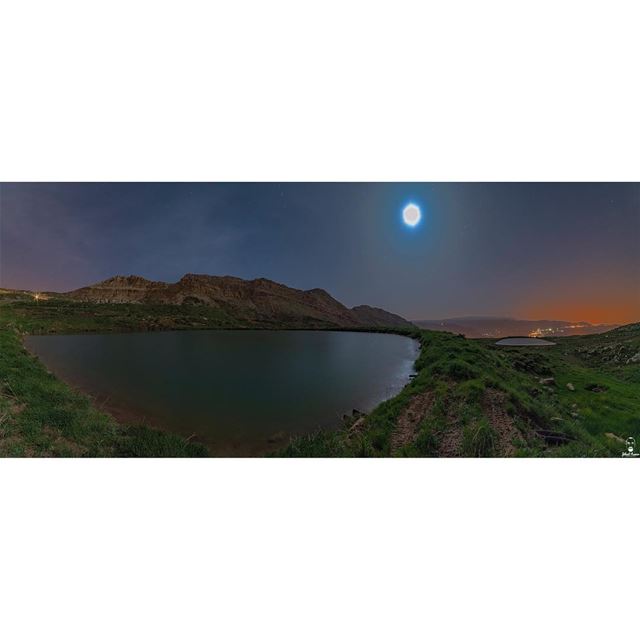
[25,330,418,455]
[495,337,556,346]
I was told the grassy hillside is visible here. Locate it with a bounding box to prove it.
[281,324,640,457]
[2,298,638,457]
[1,297,351,334]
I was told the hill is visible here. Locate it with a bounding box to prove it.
[351,305,414,328]
[62,274,414,329]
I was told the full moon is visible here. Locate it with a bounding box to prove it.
[403,203,421,227]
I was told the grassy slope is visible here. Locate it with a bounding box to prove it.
[2,298,638,457]
[3,297,354,335]
[3,298,251,333]
[282,325,640,457]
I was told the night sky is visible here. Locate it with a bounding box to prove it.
[1,183,638,324]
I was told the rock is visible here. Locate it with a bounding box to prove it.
[267,431,287,444]
[571,412,579,418]
[352,409,364,417]
[566,383,575,391]
[550,417,564,422]
[348,416,366,434]
[539,377,555,386]
[628,352,640,364]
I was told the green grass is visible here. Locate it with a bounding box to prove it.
[1,298,244,335]
[411,398,449,457]
[462,419,497,457]
[0,297,362,336]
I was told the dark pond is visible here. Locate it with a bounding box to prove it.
[25,330,419,455]
[495,337,556,346]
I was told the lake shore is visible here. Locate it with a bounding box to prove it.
[23,329,420,457]
[4,298,423,457]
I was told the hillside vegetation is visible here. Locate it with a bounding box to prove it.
[282,323,640,457]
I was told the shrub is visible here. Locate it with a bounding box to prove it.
[117,426,208,457]
[415,420,438,456]
[462,419,496,457]
[446,359,478,381]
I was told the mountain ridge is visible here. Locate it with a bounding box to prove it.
[63,274,415,329]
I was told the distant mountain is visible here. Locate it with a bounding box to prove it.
[64,274,415,329]
[351,305,415,329]
[414,316,619,339]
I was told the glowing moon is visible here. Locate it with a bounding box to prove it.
[403,203,421,227]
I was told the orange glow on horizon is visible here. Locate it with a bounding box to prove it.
[516,299,640,326]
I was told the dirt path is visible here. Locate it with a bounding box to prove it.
[437,395,464,456]
[390,390,434,454]
[390,383,464,457]
[482,389,518,456]
[370,384,521,457]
